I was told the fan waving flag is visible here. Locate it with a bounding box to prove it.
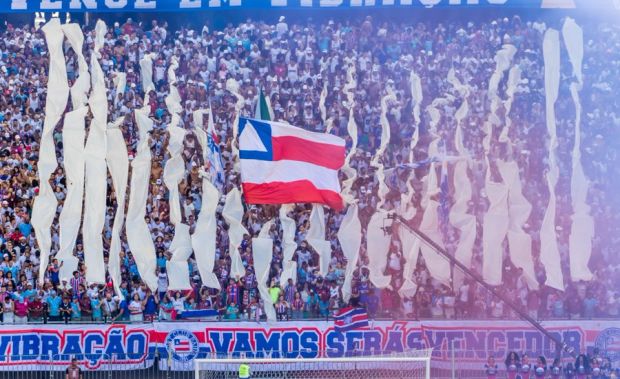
[334,307,369,333]
[238,117,345,210]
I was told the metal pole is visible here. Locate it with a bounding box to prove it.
[451,338,455,379]
[167,350,172,379]
[390,214,576,358]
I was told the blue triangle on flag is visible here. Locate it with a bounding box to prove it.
[239,118,273,161]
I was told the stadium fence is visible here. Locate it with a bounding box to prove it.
[0,348,546,379]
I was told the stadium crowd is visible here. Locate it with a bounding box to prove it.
[480,349,620,379]
[0,12,618,324]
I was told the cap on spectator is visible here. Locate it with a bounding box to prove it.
[279,16,285,22]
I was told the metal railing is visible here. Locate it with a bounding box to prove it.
[0,352,195,379]
[0,348,597,379]
[7,313,620,325]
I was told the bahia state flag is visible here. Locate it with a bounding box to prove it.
[206,105,225,189]
[238,117,345,210]
[334,307,369,333]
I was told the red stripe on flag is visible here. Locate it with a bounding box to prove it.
[350,314,368,323]
[243,180,344,211]
[271,136,345,170]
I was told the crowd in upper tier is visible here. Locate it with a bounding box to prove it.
[0,11,619,323]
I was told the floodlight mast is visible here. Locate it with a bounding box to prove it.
[386,213,576,358]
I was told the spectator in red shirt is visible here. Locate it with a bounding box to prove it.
[13,293,28,324]
[27,294,45,322]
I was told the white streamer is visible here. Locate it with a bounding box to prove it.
[489,44,517,116]
[306,204,331,278]
[57,23,90,281]
[139,53,158,96]
[113,72,126,108]
[319,83,327,123]
[163,125,187,226]
[57,106,88,282]
[340,109,359,205]
[191,176,221,290]
[222,188,248,279]
[165,57,193,290]
[106,118,129,296]
[563,18,594,282]
[401,69,423,214]
[418,161,450,285]
[279,204,298,286]
[340,65,358,205]
[62,23,90,109]
[500,59,539,290]
[481,44,516,286]
[414,99,450,285]
[481,160,510,286]
[253,220,277,322]
[498,160,538,289]
[125,105,159,292]
[191,108,221,290]
[408,70,423,163]
[366,210,392,289]
[540,29,564,290]
[228,78,245,172]
[33,19,70,285]
[396,69,423,295]
[337,204,361,303]
[397,225,421,298]
[499,66,521,143]
[371,88,397,210]
[446,69,476,289]
[82,20,109,284]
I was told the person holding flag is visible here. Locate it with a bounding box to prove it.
[204,102,225,190]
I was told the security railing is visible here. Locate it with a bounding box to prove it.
[7,313,620,325]
[0,348,589,379]
[0,352,195,379]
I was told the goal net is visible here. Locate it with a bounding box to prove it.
[194,349,433,379]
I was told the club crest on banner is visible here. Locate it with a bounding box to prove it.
[595,328,620,363]
[165,329,200,362]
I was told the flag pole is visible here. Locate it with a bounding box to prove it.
[389,214,576,358]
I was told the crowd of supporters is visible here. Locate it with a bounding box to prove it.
[0,11,618,323]
[482,349,619,379]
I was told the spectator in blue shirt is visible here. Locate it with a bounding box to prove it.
[70,298,81,321]
[17,218,32,238]
[143,290,158,322]
[46,292,61,321]
[23,283,36,301]
[113,296,129,322]
[156,252,167,270]
[583,292,598,319]
[91,294,103,322]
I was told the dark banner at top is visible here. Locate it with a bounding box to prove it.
[3,0,620,13]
